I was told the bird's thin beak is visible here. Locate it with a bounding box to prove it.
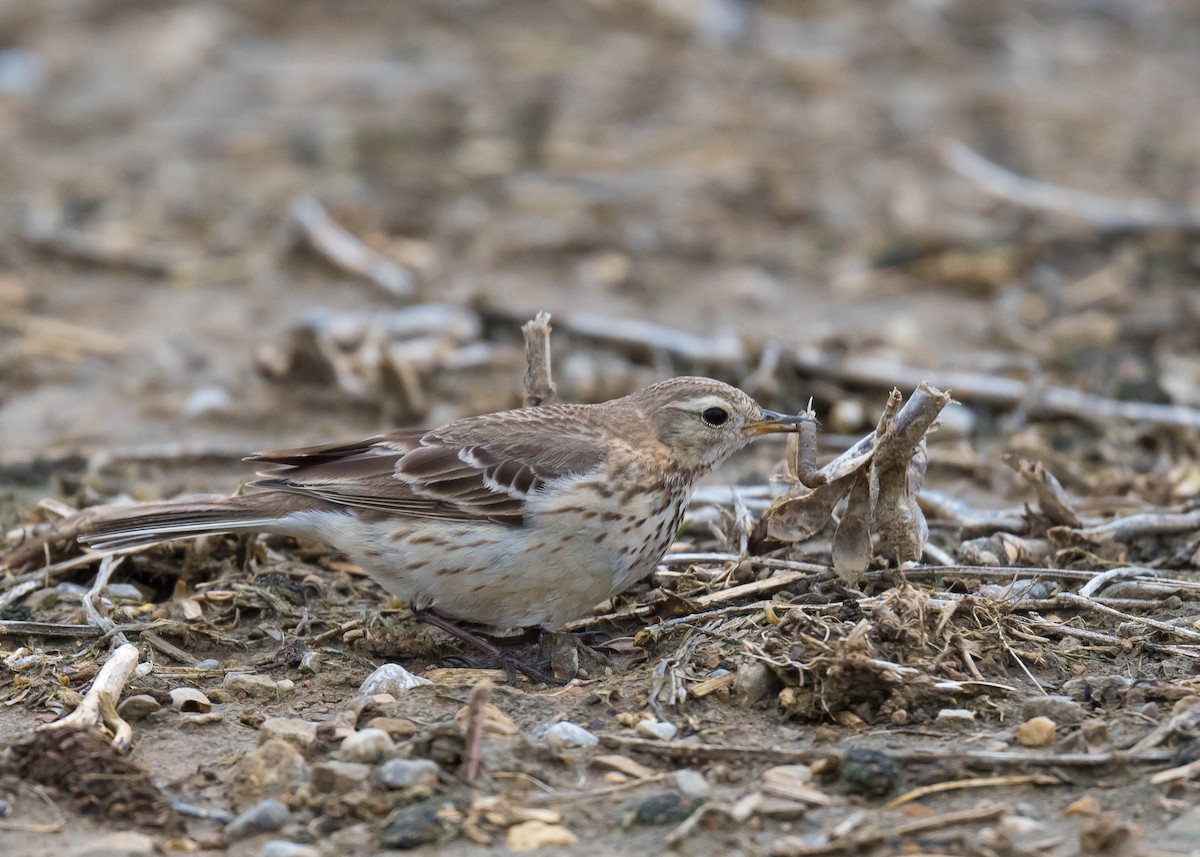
[743,409,814,436]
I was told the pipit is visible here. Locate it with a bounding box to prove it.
[80,376,807,679]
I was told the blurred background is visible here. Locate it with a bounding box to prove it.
[1,0,1199,482]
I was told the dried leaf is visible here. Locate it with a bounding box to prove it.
[833,475,872,585]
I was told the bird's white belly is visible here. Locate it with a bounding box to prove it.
[280,478,688,629]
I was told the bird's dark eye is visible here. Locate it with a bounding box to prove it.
[701,407,729,427]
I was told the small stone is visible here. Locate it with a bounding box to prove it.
[312,761,372,795]
[835,749,902,797]
[530,721,598,750]
[507,820,579,851]
[1080,718,1110,750]
[1017,716,1056,747]
[259,842,320,857]
[299,651,322,674]
[452,702,518,736]
[670,769,711,799]
[1062,794,1102,817]
[259,718,318,755]
[103,583,146,604]
[365,716,421,738]
[170,687,212,713]
[934,708,976,727]
[183,384,233,417]
[762,765,828,804]
[229,740,312,810]
[117,694,162,721]
[999,815,1045,836]
[735,661,775,705]
[378,799,461,849]
[375,758,440,790]
[224,799,290,843]
[359,663,431,696]
[1023,695,1085,725]
[225,672,289,697]
[636,720,678,740]
[628,792,702,826]
[340,728,397,764]
[194,658,221,670]
[1061,675,1132,705]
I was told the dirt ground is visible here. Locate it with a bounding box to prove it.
[4,1,1200,855]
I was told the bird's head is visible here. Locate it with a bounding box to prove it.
[625,376,809,473]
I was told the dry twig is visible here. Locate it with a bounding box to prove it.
[41,642,141,752]
[943,140,1200,232]
[290,195,415,298]
[521,311,558,407]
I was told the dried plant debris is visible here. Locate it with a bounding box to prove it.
[3,728,177,830]
[754,383,950,581]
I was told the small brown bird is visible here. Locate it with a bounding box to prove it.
[80,377,805,673]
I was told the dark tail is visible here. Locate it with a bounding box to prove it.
[78,495,288,552]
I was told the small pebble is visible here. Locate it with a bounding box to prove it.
[1080,718,1110,748]
[835,749,901,797]
[224,799,290,843]
[103,583,146,604]
[1017,716,1056,747]
[628,792,702,826]
[259,718,318,755]
[259,842,320,857]
[229,741,312,810]
[170,687,212,713]
[299,651,322,674]
[359,663,431,696]
[312,761,372,794]
[670,769,711,799]
[507,820,578,851]
[183,384,233,418]
[636,719,678,741]
[340,728,397,764]
[378,799,461,849]
[1023,695,1084,725]
[375,758,440,790]
[117,694,162,721]
[934,708,976,727]
[1062,794,1102,817]
[194,658,221,670]
[365,716,421,738]
[736,660,779,705]
[0,798,9,818]
[225,672,291,697]
[530,721,598,750]
[999,815,1044,836]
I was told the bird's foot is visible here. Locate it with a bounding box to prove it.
[415,609,567,686]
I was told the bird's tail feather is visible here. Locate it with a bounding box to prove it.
[78,495,286,552]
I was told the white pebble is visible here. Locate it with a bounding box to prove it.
[339,728,397,764]
[636,719,678,741]
[531,721,598,750]
[358,663,431,696]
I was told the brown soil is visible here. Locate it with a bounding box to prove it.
[3,2,1200,855]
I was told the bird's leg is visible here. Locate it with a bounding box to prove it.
[413,609,566,686]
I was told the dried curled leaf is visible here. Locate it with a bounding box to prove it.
[755,383,950,571]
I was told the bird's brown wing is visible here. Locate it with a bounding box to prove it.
[246,408,608,525]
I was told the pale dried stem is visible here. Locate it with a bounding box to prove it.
[943,140,1200,231]
[290,195,414,298]
[521,311,558,407]
[41,642,141,752]
[791,352,1200,431]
